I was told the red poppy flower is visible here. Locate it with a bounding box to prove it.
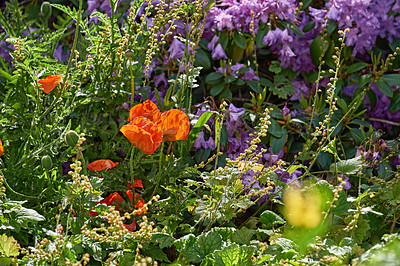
[127,179,144,189]
[99,192,124,211]
[123,221,137,231]
[0,139,3,156]
[38,75,62,94]
[120,117,163,155]
[121,100,190,154]
[87,159,119,171]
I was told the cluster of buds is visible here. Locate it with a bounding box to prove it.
[69,160,93,195]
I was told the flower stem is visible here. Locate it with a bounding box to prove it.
[151,140,164,198]
[130,146,135,204]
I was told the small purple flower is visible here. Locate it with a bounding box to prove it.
[281,106,290,116]
[62,162,72,175]
[211,43,227,60]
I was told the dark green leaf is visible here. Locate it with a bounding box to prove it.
[345,62,368,74]
[185,231,223,263]
[206,72,224,84]
[195,49,211,70]
[270,127,287,154]
[260,210,285,227]
[232,227,253,245]
[382,73,400,86]
[210,83,225,96]
[329,156,363,175]
[233,31,246,49]
[375,79,393,97]
[389,92,400,113]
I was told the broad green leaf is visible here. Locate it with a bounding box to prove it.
[210,83,225,96]
[375,79,393,97]
[268,118,282,138]
[366,89,377,111]
[151,233,175,249]
[389,92,400,113]
[232,227,253,245]
[213,244,255,266]
[142,245,170,262]
[382,73,400,86]
[329,156,363,175]
[205,72,224,84]
[233,31,246,49]
[14,206,45,223]
[260,210,286,227]
[185,111,215,155]
[345,62,368,74]
[270,127,287,154]
[185,231,223,263]
[0,234,19,257]
[195,49,211,70]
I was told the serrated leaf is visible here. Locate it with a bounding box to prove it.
[232,227,253,245]
[329,156,363,175]
[0,234,19,257]
[142,245,170,262]
[260,210,285,227]
[151,233,175,249]
[185,231,223,263]
[213,244,255,266]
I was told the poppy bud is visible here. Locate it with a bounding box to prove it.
[41,155,53,170]
[65,130,80,147]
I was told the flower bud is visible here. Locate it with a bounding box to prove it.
[65,130,80,147]
[41,155,53,170]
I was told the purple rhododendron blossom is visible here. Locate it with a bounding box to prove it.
[211,43,228,60]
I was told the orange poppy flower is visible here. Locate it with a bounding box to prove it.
[38,75,62,94]
[0,139,3,156]
[126,190,146,215]
[120,117,163,154]
[87,159,119,171]
[121,100,190,154]
[123,221,137,231]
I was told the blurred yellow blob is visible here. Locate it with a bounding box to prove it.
[283,187,322,229]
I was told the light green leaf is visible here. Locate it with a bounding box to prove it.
[329,156,363,175]
[0,234,19,257]
[213,244,255,266]
[185,231,223,263]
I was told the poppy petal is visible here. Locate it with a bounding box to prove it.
[161,109,190,141]
[128,100,161,122]
[126,190,146,215]
[38,75,62,94]
[120,117,163,154]
[127,179,144,189]
[99,192,124,211]
[87,159,119,171]
[0,139,3,156]
[123,221,137,231]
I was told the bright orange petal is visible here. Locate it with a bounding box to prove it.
[100,192,124,211]
[87,159,119,171]
[128,100,161,122]
[120,117,163,154]
[38,75,62,94]
[0,139,3,156]
[161,109,190,141]
[126,191,146,215]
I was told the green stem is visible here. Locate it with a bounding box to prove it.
[151,140,164,198]
[130,58,135,105]
[0,170,39,199]
[38,0,83,122]
[130,146,136,204]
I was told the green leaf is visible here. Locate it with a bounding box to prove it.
[375,79,393,97]
[366,89,377,111]
[232,227,253,245]
[270,127,287,154]
[268,118,282,138]
[185,231,223,263]
[352,216,370,244]
[195,49,211,70]
[310,35,330,65]
[205,72,224,84]
[210,83,225,96]
[260,210,286,227]
[269,61,281,73]
[389,93,400,113]
[151,233,175,249]
[14,206,45,223]
[329,156,363,175]
[233,31,246,49]
[345,62,368,74]
[142,245,170,262]
[213,244,255,266]
[0,234,19,257]
[314,180,334,212]
[382,73,400,86]
[185,111,214,154]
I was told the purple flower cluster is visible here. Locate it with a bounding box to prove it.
[310,0,400,57]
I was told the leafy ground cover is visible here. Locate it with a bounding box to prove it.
[1,0,400,265]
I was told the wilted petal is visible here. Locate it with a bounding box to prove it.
[38,75,62,94]
[160,109,190,141]
[128,100,161,122]
[87,159,119,171]
[120,117,163,154]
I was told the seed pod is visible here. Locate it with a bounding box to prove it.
[41,155,53,170]
[65,130,80,147]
